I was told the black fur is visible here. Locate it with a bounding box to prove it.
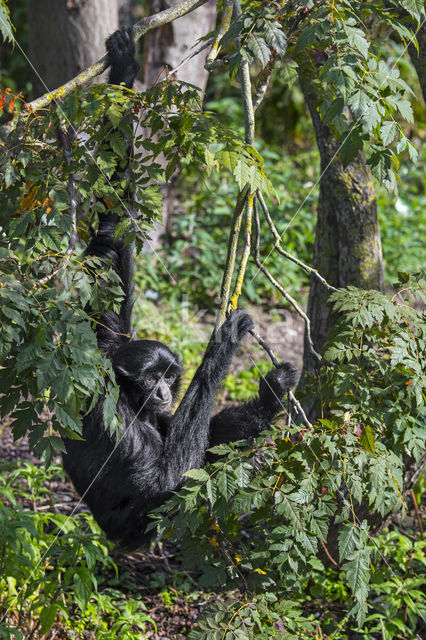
[62,28,297,550]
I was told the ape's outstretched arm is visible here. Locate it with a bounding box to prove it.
[161,311,254,488]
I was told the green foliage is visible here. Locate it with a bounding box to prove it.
[0,0,13,43]
[291,1,422,192]
[0,460,154,639]
[149,276,425,632]
[0,79,276,459]
[137,145,317,308]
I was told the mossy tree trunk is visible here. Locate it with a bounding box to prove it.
[299,72,384,382]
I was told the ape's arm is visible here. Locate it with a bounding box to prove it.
[85,26,139,356]
[208,363,297,449]
[160,311,254,489]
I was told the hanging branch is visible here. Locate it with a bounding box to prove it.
[215,185,250,331]
[253,199,321,362]
[257,191,338,292]
[25,0,208,112]
[157,38,214,83]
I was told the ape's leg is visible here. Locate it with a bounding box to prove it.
[160,311,254,489]
[208,363,297,448]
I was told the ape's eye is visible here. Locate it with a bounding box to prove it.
[165,374,175,384]
[146,377,156,387]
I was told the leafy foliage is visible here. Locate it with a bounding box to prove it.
[0,0,13,43]
[150,276,425,631]
[0,460,154,639]
[0,79,274,460]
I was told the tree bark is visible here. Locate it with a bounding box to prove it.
[408,14,426,104]
[28,0,119,99]
[138,0,217,249]
[299,72,384,379]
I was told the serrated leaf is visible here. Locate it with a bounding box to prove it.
[264,22,287,58]
[183,468,209,481]
[0,1,13,43]
[397,99,414,123]
[380,121,397,146]
[246,34,270,68]
[360,425,375,454]
[338,524,358,561]
[109,131,127,159]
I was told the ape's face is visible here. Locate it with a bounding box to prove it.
[112,340,182,411]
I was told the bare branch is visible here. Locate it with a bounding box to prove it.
[205,0,234,70]
[253,200,321,362]
[257,191,338,292]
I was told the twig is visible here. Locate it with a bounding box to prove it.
[288,391,313,429]
[228,194,254,312]
[410,489,424,539]
[157,38,214,83]
[319,539,339,567]
[257,191,338,292]
[227,24,255,313]
[248,328,280,367]
[26,0,208,112]
[248,327,312,429]
[253,200,321,362]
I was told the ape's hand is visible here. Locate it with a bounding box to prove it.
[106,26,139,88]
[221,309,254,344]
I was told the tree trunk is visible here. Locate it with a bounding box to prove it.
[138,0,217,249]
[28,0,119,99]
[299,72,384,379]
[408,15,426,103]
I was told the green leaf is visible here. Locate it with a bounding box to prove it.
[338,524,358,562]
[39,604,58,634]
[396,99,414,123]
[109,131,127,159]
[246,34,270,68]
[183,468,209,482]
[0,1,14,43]
[343,24,369,59]
[73,567,93,611]
[360,425,375,454]
[380,121,398,146]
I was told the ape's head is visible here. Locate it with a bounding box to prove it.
[112,340,183,411]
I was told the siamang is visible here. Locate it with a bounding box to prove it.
[62,27,297,550]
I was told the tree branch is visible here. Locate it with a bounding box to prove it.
[205,0,234,70]
[25,0,209,112]
[257,191,338,292]
[253,199,321,362]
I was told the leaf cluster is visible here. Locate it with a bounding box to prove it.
[0,78,275,460]
[150,276,425,630]
[0,460,154,639]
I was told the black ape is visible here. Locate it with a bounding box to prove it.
[62,28,297,550]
